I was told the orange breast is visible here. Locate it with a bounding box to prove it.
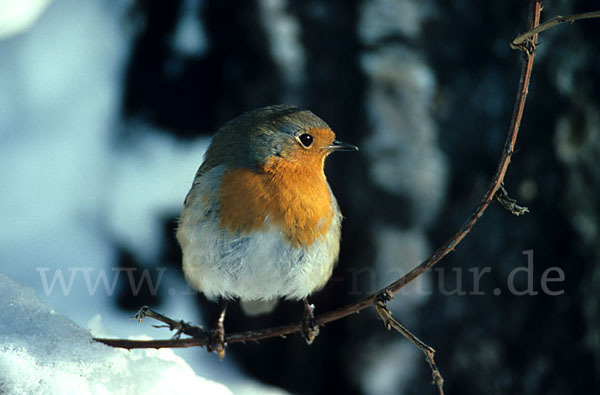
[218,158,334,247]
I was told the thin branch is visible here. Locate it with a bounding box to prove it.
[94,0,544,353]
[495,185,530,216]
[375,293,444,395]
[511,10,600,48]
[135,305,207,339]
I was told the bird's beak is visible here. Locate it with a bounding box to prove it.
[326,139,359,152]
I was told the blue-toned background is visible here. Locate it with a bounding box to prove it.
[1,0,598,393]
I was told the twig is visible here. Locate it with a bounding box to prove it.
[511,10,600,49]
[495,185,530,216]
[375,292,444,395]
[98,306,209,349]
[94,0,544,351]
[135,305,207,339]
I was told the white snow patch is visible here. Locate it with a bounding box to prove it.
[0,273,233,395]
[0,0,53,39]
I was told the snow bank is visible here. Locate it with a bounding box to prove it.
[0,274,232,395]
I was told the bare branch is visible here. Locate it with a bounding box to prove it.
[135,305,207,339]
[375,292,444,395]
[495,185,530,216]
[511,10,600,49]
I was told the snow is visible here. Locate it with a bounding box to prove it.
[0,274,233,395]
[0,274,287,395]
[0,0,52,39]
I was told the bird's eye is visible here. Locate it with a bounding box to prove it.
[298,133,313,148]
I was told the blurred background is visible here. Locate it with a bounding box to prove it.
[1,0,599,393]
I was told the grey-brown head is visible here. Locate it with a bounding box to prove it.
[196,105,357,176]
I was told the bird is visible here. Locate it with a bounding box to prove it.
[176,105,357,357]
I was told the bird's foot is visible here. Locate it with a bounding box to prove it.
[301,298,319,345]
[209,325,226,360]
[207,300,228,359]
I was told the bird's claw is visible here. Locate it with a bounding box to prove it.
[301,299,320,345]
[208,323,226,360]
[207,300,228,359]
[134,306,150,323]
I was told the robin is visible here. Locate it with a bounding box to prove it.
[176,105,358,358]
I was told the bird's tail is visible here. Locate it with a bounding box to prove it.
[240,299,278,316]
